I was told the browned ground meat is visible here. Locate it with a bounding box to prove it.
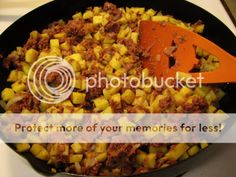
[105,22,120,33]
[24,36,38,50]
[9,93,40,113]
[183,97,208,113]
[38,37,50,51]
[103,2,122,21]
[3,51,23,69]
[46,72,62,87]
[159,96,173,110]
[106,144,141,175]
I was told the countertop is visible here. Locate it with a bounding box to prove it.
[0,0,236,177]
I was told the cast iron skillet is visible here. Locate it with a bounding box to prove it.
[0,0,236,177]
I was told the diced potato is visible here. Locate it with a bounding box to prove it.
[54,32,66,39]
[71,143,83,153]
[133,97,148,107]
[180,86,193,97]
[195,87,207,97]
[21,62,30,75]
[145,153,156,169]
[102,106,113,113]
[94,97,109,111]
[103,37,115,44]
[50,39,60,49]
[72,12,82,19]
[11,81,26,92]
[69,154,83,163]
[200,143,208,149]
[176,72,192,82]
[94,46,102,59]
[142,68,150,78]
[188,145,200,156]
[103,88,119,99]
[136,89,146,97]
[30,30,39,39]
[94,31,103,41]
[84,34,93,39]
[113,44,128,56]
[114,68,126,77]
[25,48,38,63]
[83,10,93,19]
[50,48,61,56]
[15,143,30,153]
[61,42,70,50]
[46,106,61,113]
[39,102,49,112]
[96,152,107,162]
[205,90,217,103]
[131,7,145,14]
[174,92,185,105]
[36,149,50,161]
[38,51,49,58]
[77,79,87,91]
[62,144,70,156]
[177,22,190,30]
[125,12,131,21]
[165,144,189,161]
[215,89,225,100]
[136,151,147,165]
[146,9,156,16]
[110,93,121,105]
[117,26,130,39]
[21,108,31,113]
[61,100,73,107]
[149,145,168,154]
[179,152,189,161]
[71,92,86,104]
[168,17,179,25]
[131,32,139,44]
[95,143,108,153]
[196,46,203,57]
[76,44,86,52]
[131,13,137,21]
[69,60,80,72]
[7,70,18,82]
[109,54,121,70]
[150,95,166,112]
[41,33,49,38]
[93,6,101,14]
[193,24,205,33]
[141,13,150,20]
[207,105,217,113]
[1,88,15,101]
[93,16,103,25]
[63,107,73,113]
[152,15,169,22]
[17,71,25,80]
[30,144,48,160]
[121,89,135,104]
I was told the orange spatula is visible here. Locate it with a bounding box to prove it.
[139,21,236,83]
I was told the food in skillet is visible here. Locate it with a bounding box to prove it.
[0,2,225,176]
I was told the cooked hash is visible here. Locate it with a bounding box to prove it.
[0,2,225,176]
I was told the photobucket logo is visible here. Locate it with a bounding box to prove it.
[27,56,75,104]
[86,72,204,92]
